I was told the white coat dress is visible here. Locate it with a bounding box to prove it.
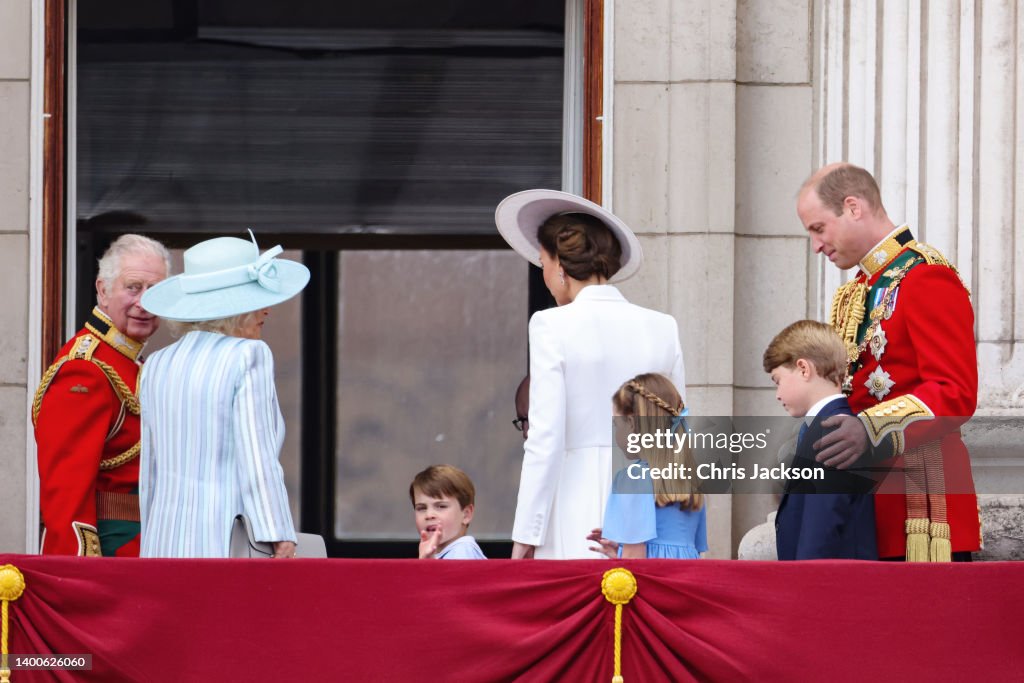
[511,285,685,559]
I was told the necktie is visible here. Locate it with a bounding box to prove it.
[798,422,809,449]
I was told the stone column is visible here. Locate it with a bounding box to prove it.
[814,0,1024,556]
[610,0,737,557]
[975,0,1024,410]
[732,0,815,554]
[0,0,32,552]
[816,0,1024,412]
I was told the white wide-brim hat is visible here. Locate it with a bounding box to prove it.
[141,233,310,322]
[494,189,643,282]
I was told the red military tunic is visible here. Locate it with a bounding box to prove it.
[33,307,144,556]
[830,226,981,559]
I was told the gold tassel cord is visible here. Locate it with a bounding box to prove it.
[601,568,638,683]
[930,522,952,563]
[905,518,931,563]
[922,439,952,562]
[904,444,931,562]
[0,564,26,683]
[903,441,952,562]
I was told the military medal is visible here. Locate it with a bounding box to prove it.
[885,289,899,319]
[870,327,888,361]
[865,366,895,401]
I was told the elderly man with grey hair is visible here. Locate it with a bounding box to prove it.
[33,234,170,556]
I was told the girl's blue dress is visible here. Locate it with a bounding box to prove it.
[602,464,708,559]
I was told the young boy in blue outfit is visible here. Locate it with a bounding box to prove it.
[410,465,486,560]
[763,320,877,560]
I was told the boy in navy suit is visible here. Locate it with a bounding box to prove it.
[763,320,877,560]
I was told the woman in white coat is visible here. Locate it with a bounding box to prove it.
[496,190,685,559]
[138,234,308,558]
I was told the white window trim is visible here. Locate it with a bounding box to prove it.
[25,0,46,552]
[562,0,585,195]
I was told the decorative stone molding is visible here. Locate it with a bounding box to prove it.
[737,511,777,561]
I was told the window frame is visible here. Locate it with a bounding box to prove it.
[42,0,606,557]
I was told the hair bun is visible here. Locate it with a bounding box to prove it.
[539,213,622,281]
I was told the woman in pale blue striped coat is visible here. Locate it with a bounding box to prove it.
[138,234,309,558]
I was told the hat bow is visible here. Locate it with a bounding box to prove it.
[179,245,285,295]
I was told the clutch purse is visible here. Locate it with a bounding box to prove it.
[229,514,328,558]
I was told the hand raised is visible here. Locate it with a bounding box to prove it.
[419,528,442,559]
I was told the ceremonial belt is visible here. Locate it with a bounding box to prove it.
[96,491,141,523]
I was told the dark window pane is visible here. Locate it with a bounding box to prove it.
[76,2,564,235]
[334,250,527,539]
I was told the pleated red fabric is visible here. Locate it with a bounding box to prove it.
[1,555,1021,682]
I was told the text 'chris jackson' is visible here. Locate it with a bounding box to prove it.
[626,461,825,482]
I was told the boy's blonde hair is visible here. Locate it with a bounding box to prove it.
[762,320,847,387]
[409,464,476,510]
[612,373,702,510]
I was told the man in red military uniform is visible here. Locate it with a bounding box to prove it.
[33,235,169,556]
[796,163,981,561]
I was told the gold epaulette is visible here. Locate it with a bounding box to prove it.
[69,334,100,361]
[858,394,933,449]
[908,241,971,297]
[908,241,951,267]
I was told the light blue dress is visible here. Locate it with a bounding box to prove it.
[139,331,296,557]
[602,464,707,559]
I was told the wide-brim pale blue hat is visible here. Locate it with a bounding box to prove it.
[494,189,643,282]
[141,233,310,322]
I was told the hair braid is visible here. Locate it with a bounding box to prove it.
[626,380,682,416]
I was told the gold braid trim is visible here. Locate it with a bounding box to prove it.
[33,334,140,423]
[99,442,140,471]
[33,335,142,470]
[828,279,868,365]
[32,358,67,425]
[92,359,141,416]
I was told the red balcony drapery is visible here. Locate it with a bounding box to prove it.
[1,555,1021,682]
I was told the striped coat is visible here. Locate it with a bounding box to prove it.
[139,331,296,557]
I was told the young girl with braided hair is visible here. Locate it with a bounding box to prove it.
[588,373,707,559]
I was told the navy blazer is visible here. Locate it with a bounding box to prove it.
[775,397,878,560]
